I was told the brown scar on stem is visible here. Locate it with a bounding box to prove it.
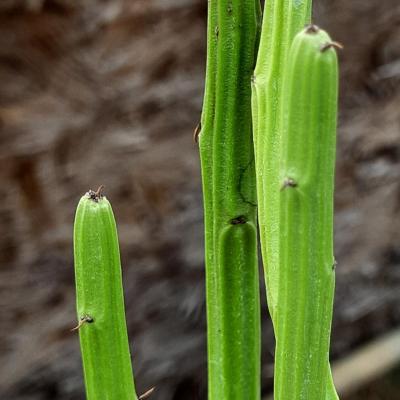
[321,41,344,52]
[281,178,298,191]
[193,122,201,144]
[139,387,155,399]
[87,185,105,202]
[305,24,320,34]
[70,315,94,332]
[230,215,247,225]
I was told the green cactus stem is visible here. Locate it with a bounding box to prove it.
[198,1,261,399]
[73,187,137,400]
[251,0,312,322]
[274,26,340,400]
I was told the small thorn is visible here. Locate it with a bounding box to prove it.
[281,178,298,191]
[95,185,105,197]
[321,41,344,52]
[87,185,105,202]
[71,315,94,332]
[139,387,155,399]
[193,122,201,144]
[332,259,338,270]
[70,322,83,332]
[305,24,319,34]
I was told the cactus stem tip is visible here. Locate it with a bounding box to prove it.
[305,24,320,34]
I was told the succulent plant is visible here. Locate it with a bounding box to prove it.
[73,187,137,400]
[72,3,341,399]
[252,1,340,398]
[252,0,312,322]
[274,26,340,400]
[198,1,262,398]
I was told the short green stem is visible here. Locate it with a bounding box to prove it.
[74,190,137,400]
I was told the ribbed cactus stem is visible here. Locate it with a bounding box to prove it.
[73,189,137,400]
[199,1,261,399]
[251,0,312,317]
[274,26,339,400]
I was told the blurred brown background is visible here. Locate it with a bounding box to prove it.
[0,1,399,399]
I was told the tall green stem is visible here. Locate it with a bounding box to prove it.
[252,2,339,399]
[275,26,339,400]
[199,1,261,399]
[74,189,137,400]
[252,0,312,322]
